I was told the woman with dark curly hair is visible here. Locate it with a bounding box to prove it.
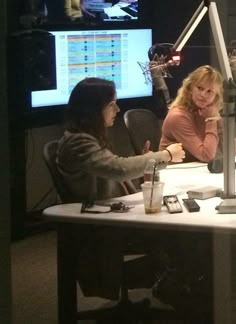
[57,77,184,203]
[55,77,184,300]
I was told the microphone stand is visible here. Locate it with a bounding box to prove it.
[172,0,236,212]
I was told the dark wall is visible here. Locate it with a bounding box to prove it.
[150,0,209,43]
[0,0,12,322]
[228,0,236,43]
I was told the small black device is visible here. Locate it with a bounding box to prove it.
[163,195,183,214]
[182,198,200,212]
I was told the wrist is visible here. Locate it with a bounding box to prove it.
[164,148,173,162]
[205,116,220,122]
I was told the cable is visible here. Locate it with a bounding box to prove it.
[28,186,58,212]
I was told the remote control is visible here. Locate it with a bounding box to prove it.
[163,195,183,213]
[182,198,200,212]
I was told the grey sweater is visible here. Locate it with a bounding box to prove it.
[56,130,169,299]
[57,130,168,202]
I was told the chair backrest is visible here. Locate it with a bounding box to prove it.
[43,140,74,203]
[123,109,162,155]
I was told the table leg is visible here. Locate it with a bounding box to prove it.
[57,224,78,324]
[213,232,232,324]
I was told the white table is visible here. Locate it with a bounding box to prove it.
[43,162,236,324]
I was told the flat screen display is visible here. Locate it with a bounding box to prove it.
[83,0,139,22]
[31,28,152,108]
[19,0,140,26]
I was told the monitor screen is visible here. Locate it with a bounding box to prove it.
[19,1,140,28]
[82,0,139,23]
[31,27,152,109]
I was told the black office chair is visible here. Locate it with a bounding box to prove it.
[43,140,76,203]
[43,140,195,322]
[123,109,162,155]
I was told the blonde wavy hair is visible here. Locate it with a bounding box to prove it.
[169,65,223,112]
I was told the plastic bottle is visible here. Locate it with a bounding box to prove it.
[144,158,160,183]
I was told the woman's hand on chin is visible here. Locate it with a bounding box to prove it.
[198,104,220,119]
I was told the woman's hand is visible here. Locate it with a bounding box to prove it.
[198,104,221,120]
[165,143,185,163]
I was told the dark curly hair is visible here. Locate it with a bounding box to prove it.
[65,77,116,146]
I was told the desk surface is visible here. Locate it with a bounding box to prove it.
[44,162,236,324]
[43,163,236,233]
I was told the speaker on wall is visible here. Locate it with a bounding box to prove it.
[8,30,56,92]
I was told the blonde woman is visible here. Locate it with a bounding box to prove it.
[159,65,223,162]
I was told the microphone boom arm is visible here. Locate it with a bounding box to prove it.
[173,1,207,52]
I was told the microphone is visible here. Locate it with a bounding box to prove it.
[149,62,171,105]
[138,43,181,105]
[208,159,236,174]
[147,44,180,106]
[207,159,223,173]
